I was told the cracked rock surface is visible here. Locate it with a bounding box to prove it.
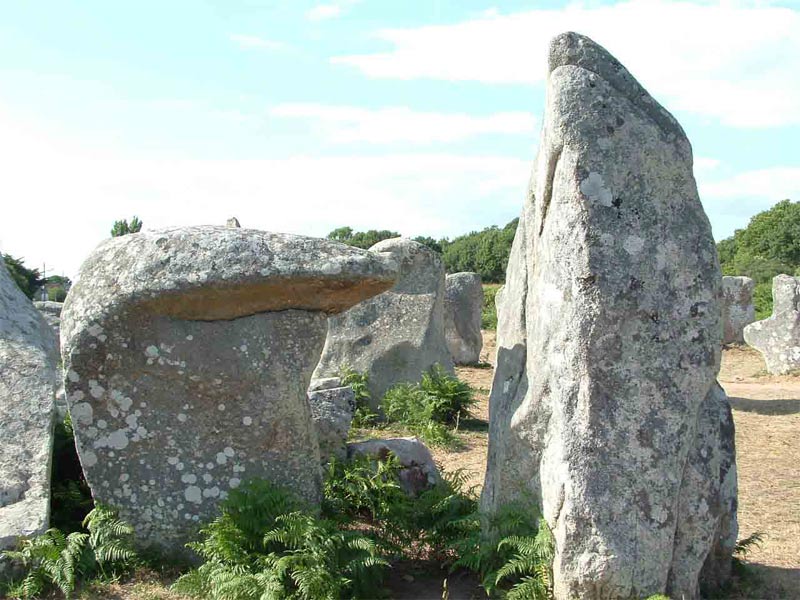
[444,272,483,365]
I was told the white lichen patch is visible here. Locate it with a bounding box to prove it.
[579,172,613,207]
[623,236,645,255]
[184,486,202,504]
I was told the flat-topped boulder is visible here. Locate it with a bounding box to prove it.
[744,274,800,374]
[1,262,58,552]
[61,226,397,553]
[444,273,483,365]
[314,238,453,408]
[481,32,737,599]
[721,276,755,345]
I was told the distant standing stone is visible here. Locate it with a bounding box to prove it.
[744,274,800,374]
[308,377,355,463]
[721,276,755,345]
[314,238,453,408]
[61,226,397,553]
[226,217,241,228]
[444,272,483,365]
[0,262,58,552]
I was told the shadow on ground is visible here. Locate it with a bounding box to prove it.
[385,561,484,599]
[728,397,800,416]
[722,563,800,599]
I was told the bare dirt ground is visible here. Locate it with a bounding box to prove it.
[62,332,799,599]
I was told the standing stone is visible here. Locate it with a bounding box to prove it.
[226,217,241,228]
[444,273,483,365]
[308,377,355,463]
[481,32,737,599]
[314,238,453,408]
[0,262,58,551]
[744,274,800,374]
[721,276,755,345]
[61,226,397,553]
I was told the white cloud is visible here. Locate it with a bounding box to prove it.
[269,103,537,143]
[694,157,721,173]
[229,34,286,51]
[698,165,800,238]
[332,0,800,127]
[701,167,800,201]
[306,5,342,20]
[0,105,528,278]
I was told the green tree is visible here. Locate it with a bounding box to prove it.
[326,227,399,249]
[110,216,143,237]
[717,199,798,318]
[441,218,518,283]
[3,254,43,299]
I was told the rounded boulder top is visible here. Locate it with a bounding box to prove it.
[63,226,399,331]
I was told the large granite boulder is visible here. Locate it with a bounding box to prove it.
[0,262,58,551]
[61,226,397,553]
[721,276,755,345]
[481,32,737,599]
[314,238,453,408]
[444,272,483,365]
[308,377,355,463]
[744,274,800,374]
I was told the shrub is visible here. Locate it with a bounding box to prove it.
[495,524,554,599]
[482,284,501,330]
[1,504,139,599]
[339,366,378,428]
[174,479,388,600]
[420,364,475,424]
[381,383,456,447]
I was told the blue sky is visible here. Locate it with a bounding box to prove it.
[1,0,798,278]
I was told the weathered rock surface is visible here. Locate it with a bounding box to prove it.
[481,32,737,599]
[347,437,441,496]
[61,226,397,553]
[314,238,453,407]
[744,274,800,374]
[0,262,58,551]
[721,276,754,345]
[308,377,355,463]
[444,272,483,365]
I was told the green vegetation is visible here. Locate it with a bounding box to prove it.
[3,254,44,300]
[173,457,551,600]
[717,199,799,319]
[338,366,377,428]
[482,283,502,330]
[327,218,518,284]
[441,219,518,283]
[327,227,400,249]
[111,216,143,237]
[380,364,475,447]
[2,505,140,599]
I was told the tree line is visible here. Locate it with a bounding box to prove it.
[327,219,519,284]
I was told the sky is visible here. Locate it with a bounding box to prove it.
[1,0,798,279]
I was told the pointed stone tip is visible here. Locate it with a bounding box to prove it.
[548,31,624,76]
[548,31,687,142]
